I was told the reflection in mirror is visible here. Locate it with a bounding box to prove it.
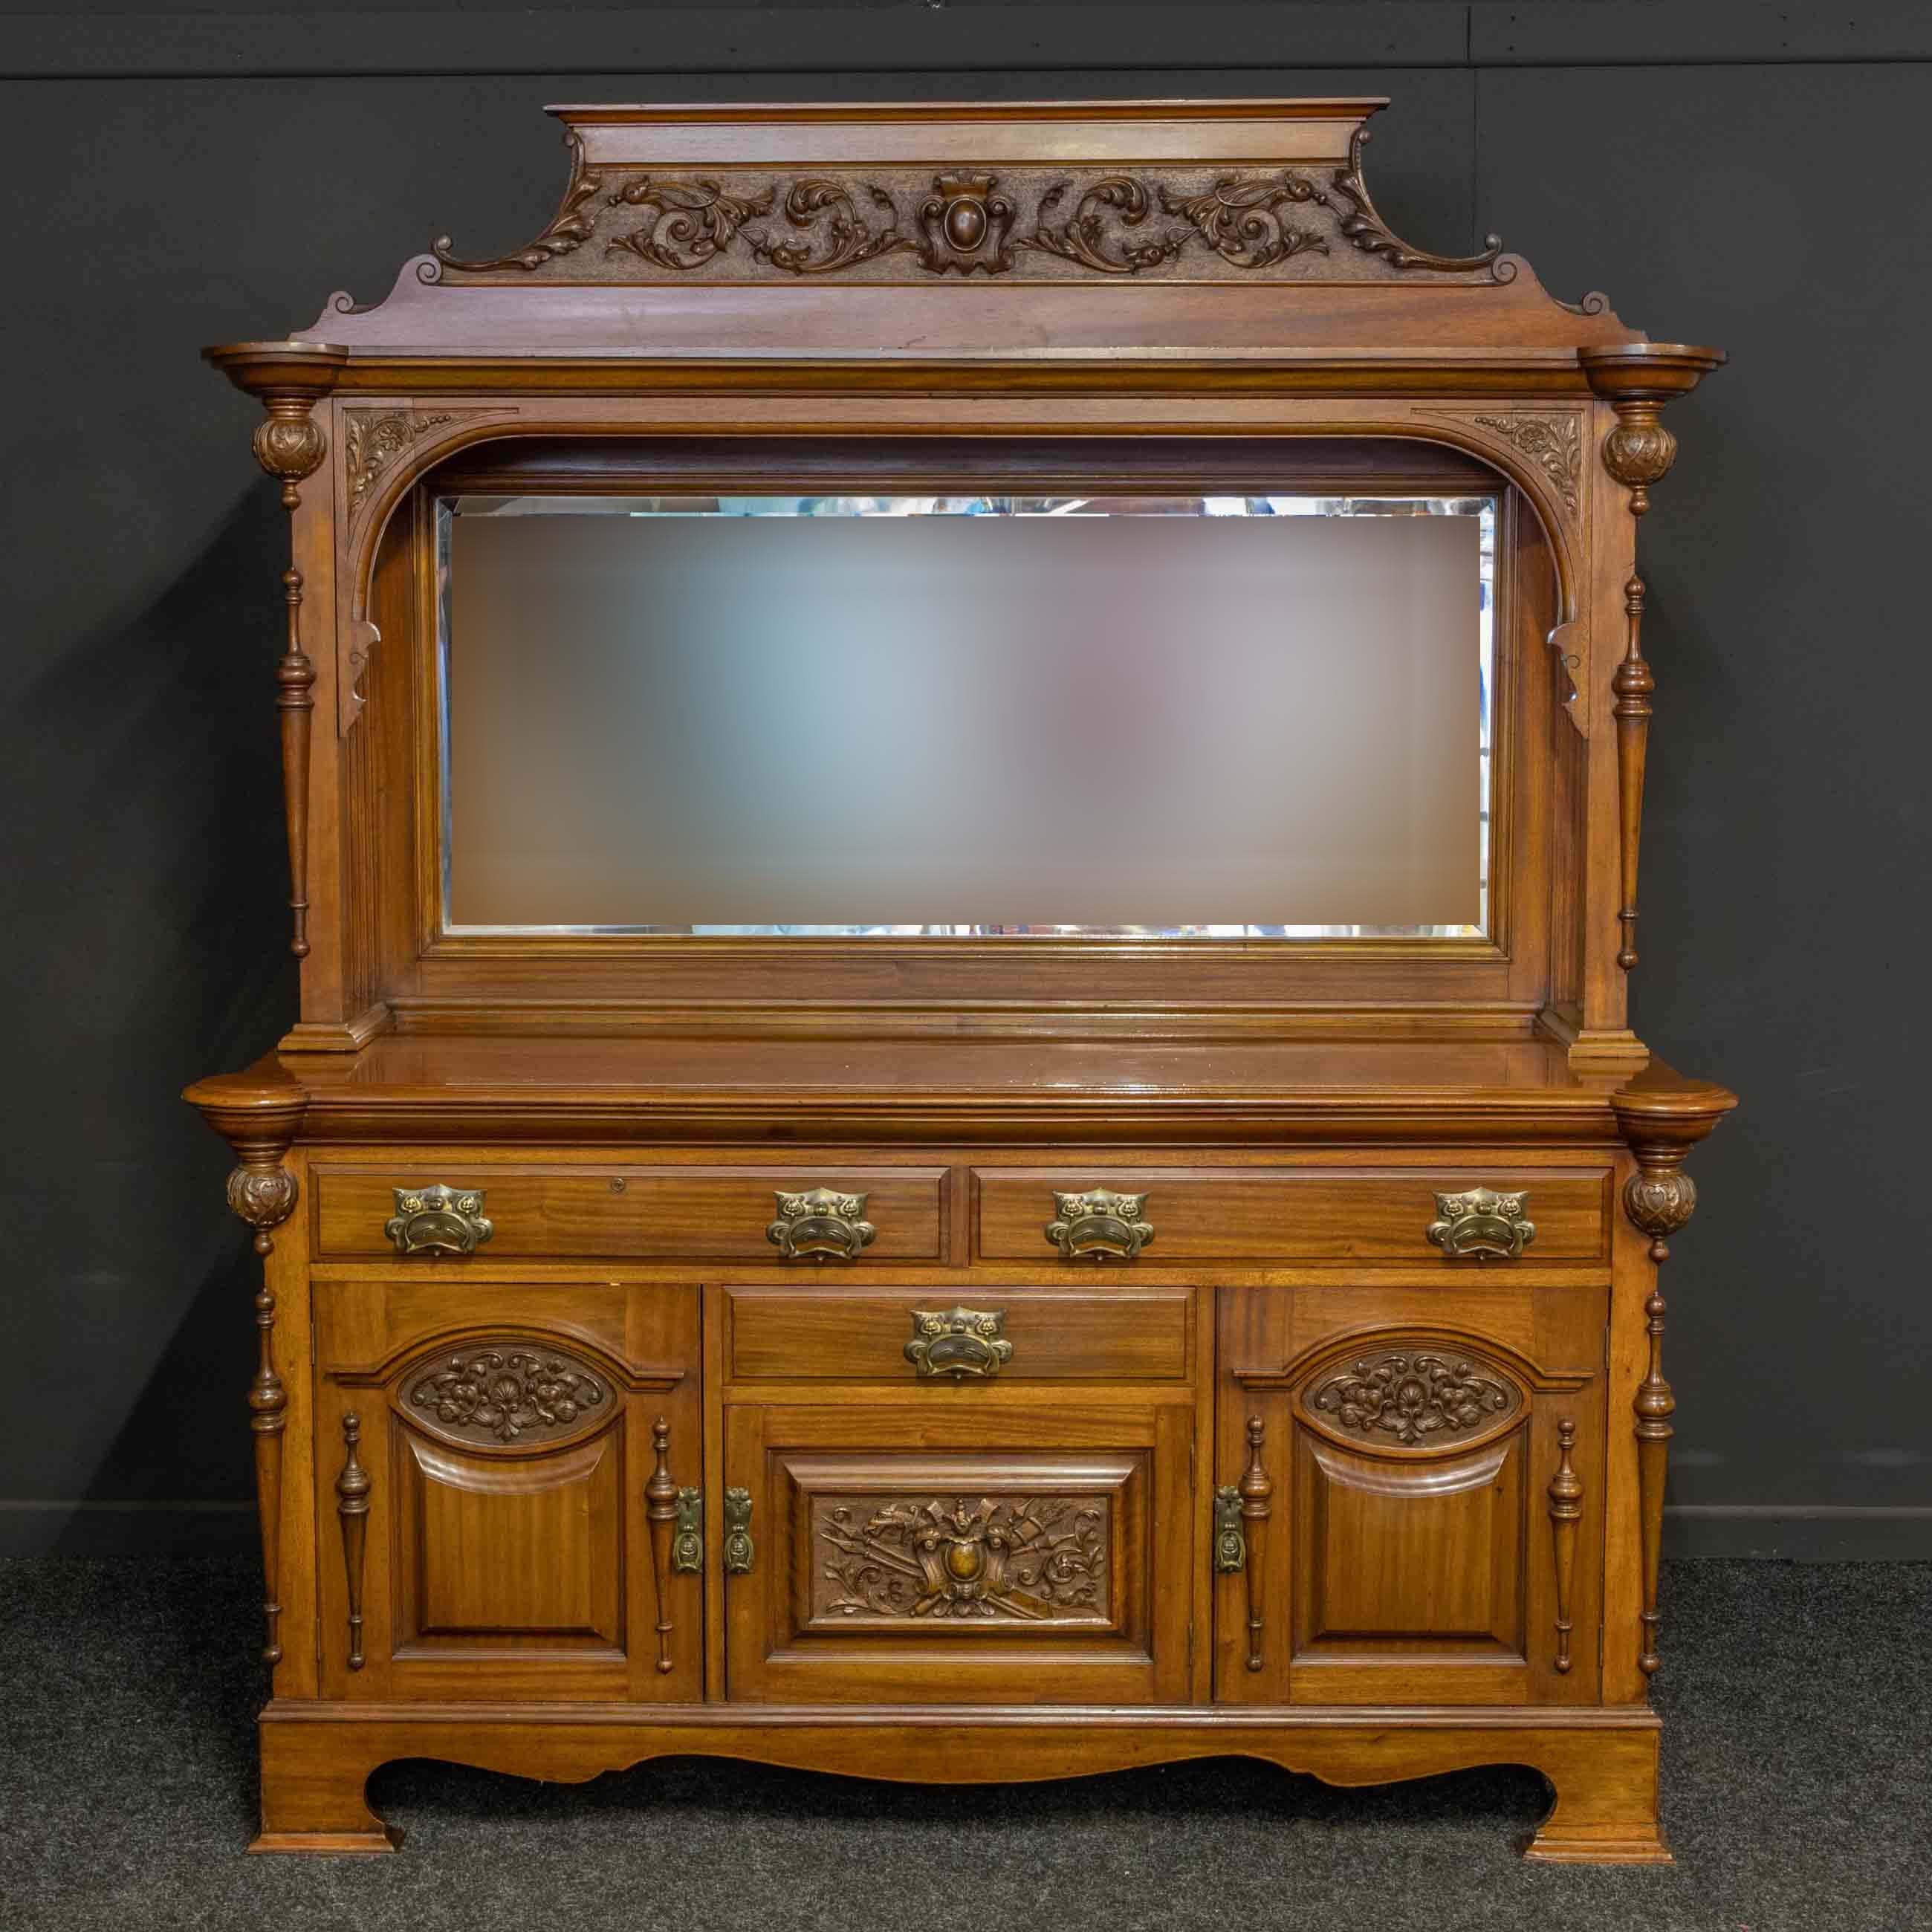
[440,493,1494,938]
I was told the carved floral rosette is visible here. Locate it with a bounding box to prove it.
[403,1346,608,1445]
[1306,1349,1523,1448]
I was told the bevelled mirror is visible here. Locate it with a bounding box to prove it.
[438,487,1496,940]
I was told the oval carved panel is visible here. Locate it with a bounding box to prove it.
[401,1343,610,1448]
[1303,1347,1523,1449]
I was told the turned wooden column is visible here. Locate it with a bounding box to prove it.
[196,1082,305,1668]
[1581,345,1725,982]
[1611,1074,1737,1680]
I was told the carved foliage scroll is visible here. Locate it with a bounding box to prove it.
[343,409,456,516]
[432,134,1509,287]
[1473,412,1583,515]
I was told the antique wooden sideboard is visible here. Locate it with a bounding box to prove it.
[189,98,1736,1861]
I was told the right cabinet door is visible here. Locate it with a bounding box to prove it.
[1214,1285,1605,1705]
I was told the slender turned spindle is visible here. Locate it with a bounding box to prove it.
[1239,1415,1273,1673]
[645,1416,679,1675]
[335,1413,371,1671]
[1547,1418,1583,1675]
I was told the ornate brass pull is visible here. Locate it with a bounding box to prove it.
[723,1487,755,1575]
[1213,1488,1246,1572]
[905,1306,1012,1380]
[385,1183,493,1257]
[1046,1188,1155,1262]
[1426,1187,1535,1260]
[672,1488,704,1574]
[767,1188,876,1263]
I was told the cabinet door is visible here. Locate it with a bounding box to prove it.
[723,1397,1199,1705]
[1215,1286,1604,1705]
[314,1281,703,1701]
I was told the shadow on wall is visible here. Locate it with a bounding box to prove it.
[5,490,300,1545]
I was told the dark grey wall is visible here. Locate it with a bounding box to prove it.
[3,4,1927,1557]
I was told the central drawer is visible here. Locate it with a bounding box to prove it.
[722,1286,1196,1384]
[311,1165,946,1262]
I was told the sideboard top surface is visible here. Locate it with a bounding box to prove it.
[187,1040,1736,1149]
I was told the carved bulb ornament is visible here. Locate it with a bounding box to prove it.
[1601,409,1679,514]
[250,402,327,508]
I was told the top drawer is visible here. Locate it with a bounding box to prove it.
[976,1167,1610,1263]
[312,1166,945,1262]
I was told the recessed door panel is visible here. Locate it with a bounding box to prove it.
[1298,1433,1524,1653]
[400,1432,620,1649]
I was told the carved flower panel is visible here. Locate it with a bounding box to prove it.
[1303,1348,1524,1448]
[434,153,1506,286]
[812,1493,1110,1625]
[401,1345,609,1447]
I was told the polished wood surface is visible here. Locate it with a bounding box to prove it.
[187,97,1735,1864]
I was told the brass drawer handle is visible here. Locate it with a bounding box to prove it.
[1046,1188,1154,1262]
[905,1306,1012,1380]
[1426,1187,1535,1260]
[767,1188,876,1263]
[385,1184,493,1257]
[723,1488,755,1575]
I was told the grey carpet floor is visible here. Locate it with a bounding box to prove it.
[0,1557,1926,1932]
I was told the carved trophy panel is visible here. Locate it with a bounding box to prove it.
[723,1401,1196,1705]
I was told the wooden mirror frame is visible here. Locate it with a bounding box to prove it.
[207,98,1722,1068]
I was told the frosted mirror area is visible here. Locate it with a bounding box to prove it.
[440,494,1494,937]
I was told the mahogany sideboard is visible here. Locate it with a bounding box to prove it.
[189,97,1736,1862]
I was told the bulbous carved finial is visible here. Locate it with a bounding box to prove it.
[227,1163,299,1231]
[251,400,328,508]
[1601,407,1679,517]
[1622,1164,1698,1262]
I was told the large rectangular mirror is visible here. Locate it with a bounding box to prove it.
[438,491,1495,938]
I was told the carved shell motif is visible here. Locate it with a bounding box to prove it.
[1308,1349,1522,1446]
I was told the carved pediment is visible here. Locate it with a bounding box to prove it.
[429,121,1511,290]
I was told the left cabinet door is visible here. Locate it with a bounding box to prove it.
[313,1277,703,1701]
